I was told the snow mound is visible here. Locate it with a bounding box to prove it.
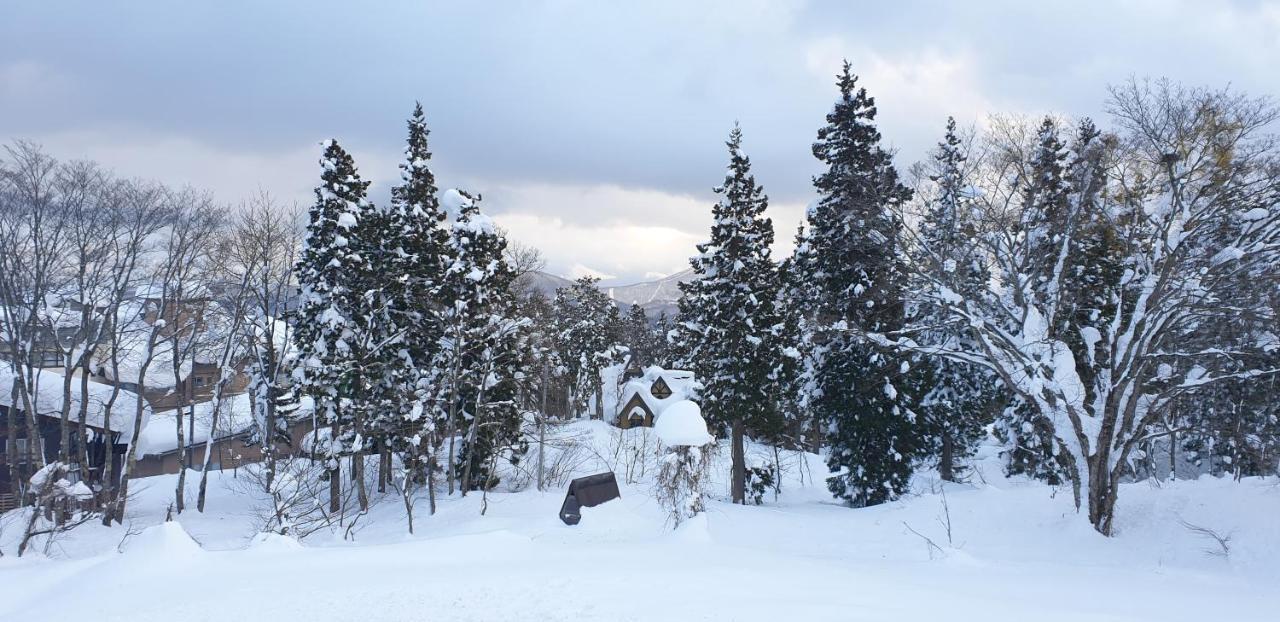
[572,497,648,538]
[669,512,711,544]
[123,522,203,558]
[248,532,303,552]
[654,400,712,447]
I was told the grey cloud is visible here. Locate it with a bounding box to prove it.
[2,0,1276,281]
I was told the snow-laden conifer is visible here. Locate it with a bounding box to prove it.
[675,125,784,504]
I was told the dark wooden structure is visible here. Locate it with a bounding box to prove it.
[616,393,654,429]
[559,471,621,525]
[0,405,126,507]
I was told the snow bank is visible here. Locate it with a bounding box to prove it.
[122,522,203,558]
[249,532,303,552]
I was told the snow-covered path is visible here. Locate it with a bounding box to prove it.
[3,469,1277,621]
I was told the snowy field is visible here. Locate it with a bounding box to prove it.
[2,422,1277,621]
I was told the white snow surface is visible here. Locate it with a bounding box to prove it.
[1,421,1277,621]
[653,400,713,446]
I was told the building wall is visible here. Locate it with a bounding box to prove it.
[0,407,124,494]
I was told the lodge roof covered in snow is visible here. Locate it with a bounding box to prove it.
[614,366,698,429]
[0,367,148,436]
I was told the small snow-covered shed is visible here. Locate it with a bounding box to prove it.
[614,366,698,429]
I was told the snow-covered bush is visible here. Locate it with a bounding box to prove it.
[14,462,95,556]
[654,401,715,527]
[744,462,777,506]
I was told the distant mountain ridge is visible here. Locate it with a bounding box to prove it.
[519,269,693,317]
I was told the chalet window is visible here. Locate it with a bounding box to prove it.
[650,377,672,400]
[194,376,206,387]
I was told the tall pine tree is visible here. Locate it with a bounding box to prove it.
[552,277,622,419]
[801,62,918,506]
[386,103,454,511]
[436,190,526,493]
[911,117,1001,481]
[293,139,373,512]
[675,125,783,504]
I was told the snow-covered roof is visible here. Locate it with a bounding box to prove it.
[614,366,699,423]
[93,336,186,389]
[89,299,188,389]
[138,392,314,456]
[0,366,148,436]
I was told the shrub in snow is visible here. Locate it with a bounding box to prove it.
[15,462,96,556]
[231,458,341,540]
[654,401,715,527]
[744,462,777,506]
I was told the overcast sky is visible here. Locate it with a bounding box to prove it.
[3,1,1277,283]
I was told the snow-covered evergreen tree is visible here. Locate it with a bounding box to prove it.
[552,276,622,418]
[292,139,373,512]
[800,62,918,506]
[621,303,657,368]
[435,190,527,493]
[384,103,454,512]
[910,117,1002,481]
[675,125,784,504]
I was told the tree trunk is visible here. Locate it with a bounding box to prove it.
[112,375,152,523]
[173,333,186,513]
[58,363,74,465]
[939,433,955,482]
[75,360,92,484]
[537,361,548,491]
[97,406,117,526]
[6,379,19,498]
[402,484,415,535]
[262,396,277,492]
[445,396,458,496]
[426,453,438,515]
[730,418,745,504]
[810,410,823,454]
[197,366,237,513]
[459,412,481,496]
[328,422,340,513]
[353,451,368,511]
[373,447,384,496]
[1087,475,1118,536]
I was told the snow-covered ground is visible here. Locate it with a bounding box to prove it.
[2,421,1277,621]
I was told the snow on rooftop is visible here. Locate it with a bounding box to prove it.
[610,366,700,424]
[0,366,148,437]
[138,392,314,457]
